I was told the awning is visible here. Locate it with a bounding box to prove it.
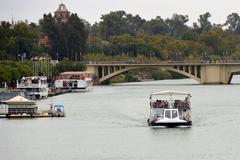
[150,90,191,96]
[2,95,36,105]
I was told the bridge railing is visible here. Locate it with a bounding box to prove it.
[84,60,240,65]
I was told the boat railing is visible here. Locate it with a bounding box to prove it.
[17,83,48,88]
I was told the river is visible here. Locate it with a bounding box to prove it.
[0,77,240,160]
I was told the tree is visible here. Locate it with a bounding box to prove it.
[0,21,15,59]
[225,13,240,34]
[194,12,212,33]
[40,13,88,60]
[143,16,170,35]
[166,14,189,39]
[200,31,223,55]
[98,11,145,39]
[56,58,85,73]
[0,21,37,60]
[13,22,37,60]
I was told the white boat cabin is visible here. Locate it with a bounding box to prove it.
[55,72,93,91]
[17,76,49,99]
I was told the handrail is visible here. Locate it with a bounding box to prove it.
[85,60,240,65]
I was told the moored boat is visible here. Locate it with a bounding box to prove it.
[17,76,49,99]
[0,95,65,118]
[54,71,93,91]
[148,91,192,127]
[50,103,65,117]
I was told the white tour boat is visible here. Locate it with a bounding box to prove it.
[17,76,49,99]
[148,91,192,127]
[54,72,93,91]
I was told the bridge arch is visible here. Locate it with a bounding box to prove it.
[98,66,201,84]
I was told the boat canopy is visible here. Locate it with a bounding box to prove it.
[150,91,191,96]
[22,76,47,80]
[52,103,64,108]
[2,95,36,105]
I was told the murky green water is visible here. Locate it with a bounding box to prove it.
[0,78,240,160]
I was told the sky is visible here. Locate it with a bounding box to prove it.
[1,0,240,26]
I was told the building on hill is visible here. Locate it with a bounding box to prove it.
[38,35,49,47]
[54,3,70,22]
[38,3,71,47]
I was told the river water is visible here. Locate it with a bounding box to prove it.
[0,77,240,160]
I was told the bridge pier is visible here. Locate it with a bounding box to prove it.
[200,65,232,84]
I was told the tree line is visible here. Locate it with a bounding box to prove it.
[88,11,240,61]
[1,11,240,62]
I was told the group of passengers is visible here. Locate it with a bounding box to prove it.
[151,100,169,108]
[151,98,190,109]
[174,99,190,110]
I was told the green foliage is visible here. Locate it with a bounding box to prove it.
[231,52,240,60]
[87,11,240,61]
[109,73,139,83]
[225,13,240,34]
[0,60,33,83]
[1,10,240,64]
[143,16,170,35]
[98,11,145,39]
[56,58,86,73]
[194,12,212,33]
[166,14,189,39]
[208,55,221,61]
[151,70,172,80]
[0,21,38,60]
[110,74,126,83]
[125,74,139,82]
[3,10,240,84]
[40,13,88,60]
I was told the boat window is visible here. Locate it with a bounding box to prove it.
[172,110,178,119]
[165,110,171,119]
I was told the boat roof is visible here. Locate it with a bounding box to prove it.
[150,90,191,96]
[22,76,47,80]
[53,103,64,107]
[2,95,36,105]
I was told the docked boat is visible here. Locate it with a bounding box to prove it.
[50,103,65,117]
[0,95,65,118]
[0,95,37,117]
[54,72,93,91]
[148,91,192,127]
[17,76,49,99]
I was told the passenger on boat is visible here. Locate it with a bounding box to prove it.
[183,97,190,109]
[162,100,169,108]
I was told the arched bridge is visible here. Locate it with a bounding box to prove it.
[86,61,240,84]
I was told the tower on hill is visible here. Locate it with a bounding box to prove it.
[54,3,70,22]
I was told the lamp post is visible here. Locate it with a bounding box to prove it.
[202,52,207,62]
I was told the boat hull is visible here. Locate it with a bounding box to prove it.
[148,120,192,127]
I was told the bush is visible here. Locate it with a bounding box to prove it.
[56,58,86,73]
[151,70,172,80]
[0,60,33,83]
[125,74,140,82]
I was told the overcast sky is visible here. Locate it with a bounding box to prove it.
[1,0,240,25]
